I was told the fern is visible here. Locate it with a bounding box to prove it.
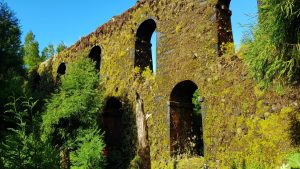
[0,96,59,169]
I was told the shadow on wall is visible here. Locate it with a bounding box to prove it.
[290,110,300,146]
[100,97,137,169]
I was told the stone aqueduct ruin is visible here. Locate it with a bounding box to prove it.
[37,0,300,167]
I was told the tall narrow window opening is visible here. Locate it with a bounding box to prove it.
[151,31,157,74]
[89,46,101,70]
[135,19,156,73]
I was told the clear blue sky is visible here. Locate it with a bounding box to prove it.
[6,0,257,52]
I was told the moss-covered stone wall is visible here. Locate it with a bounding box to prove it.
[38,0,300,168]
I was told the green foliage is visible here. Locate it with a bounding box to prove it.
[0,0,23,74]
[129,155,142,169]
[42,44,55,60]
[192,89,201,114]
[42,57,105,168]
[0,96,59,169]
[42,57,102,138]
[287,153,300,168]
[0,70,24,109]
[56,41,67,53]
[243,0,300,87]
[0,1,24,130]
[41,42,66,60]
[70,128,106,169]
[23,31,44,70]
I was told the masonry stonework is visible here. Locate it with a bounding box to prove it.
[37,0,300,168]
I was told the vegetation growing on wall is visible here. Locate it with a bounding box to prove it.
[1,0,300,168]
[242,0,300,87]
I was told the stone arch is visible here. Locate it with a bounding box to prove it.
[102,97,123,151]
[89,46,101,70]
[169,80,203,156]
[135,19,156,72]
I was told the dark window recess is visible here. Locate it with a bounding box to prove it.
[135,19,156,72]
[169,80,203,156]
[56,62,66,82]
[31,71,41,90]
[102,97,123,149]
[89,46,101,70]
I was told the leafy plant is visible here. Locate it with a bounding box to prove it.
[41,57,106,168]
[70,128,106,169]
[0,96,59,169]
[42,57,102,140]
[192,89,202,115]
[287,153,300,168]
[0,1,24,136]
[243,0,300,87]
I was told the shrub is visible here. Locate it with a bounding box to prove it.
[70,128,106,169]
[41,57,106,168]
[0,96,59,169]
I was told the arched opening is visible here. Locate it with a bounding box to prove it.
[169,80,203,156]
[135,19,156,73]
[57,62,66,75]
[102,97,123,155]
[56,62,66,82]
[88,46,101,70]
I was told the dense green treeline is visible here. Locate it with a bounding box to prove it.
[0,58,107,168]
[0,1,24,132]
[0,0,68,139]
[0,1,109,168]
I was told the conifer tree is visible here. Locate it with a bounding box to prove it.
[0,0,24,138]
[23,31,43,70]
[41,44,55,60]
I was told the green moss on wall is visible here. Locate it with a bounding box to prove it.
[37,0,300,168]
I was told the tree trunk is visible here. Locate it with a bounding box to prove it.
[135,93,151,169]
